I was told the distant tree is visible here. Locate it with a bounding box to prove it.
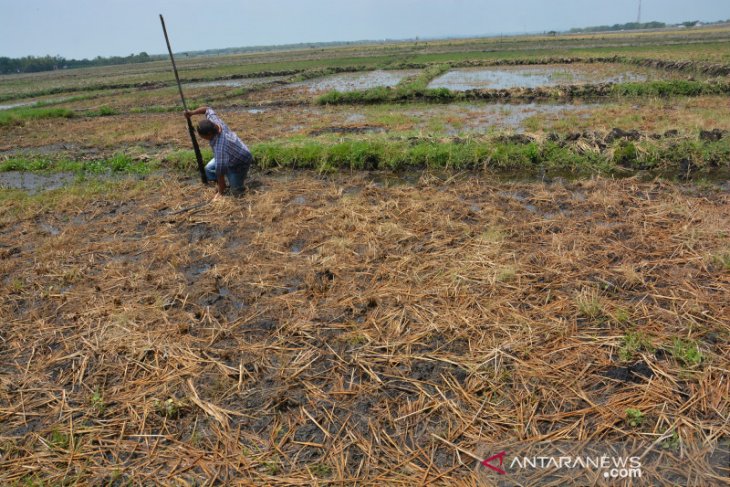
[569,21,665,34]
[0,51,160,75]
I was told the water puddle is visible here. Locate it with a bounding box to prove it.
[309,125,385,136]
[0,101,34,111]
[0,96,73,111]
[290,239,306,254]
[185,76,286,89]
[428,64,654,91]
[366,172,421,188]
[498,190,531,202]
[292,70,419,93]
[346,113,367,123]
[184,262,212,280]
[400,102,599,134]
[38,222,61,236]
[0,171,76,193]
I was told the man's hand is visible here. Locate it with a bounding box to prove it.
[184,106,209,119]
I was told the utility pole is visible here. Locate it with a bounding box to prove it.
[636,0,642,24]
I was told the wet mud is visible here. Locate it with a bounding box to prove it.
[0,171,76,192]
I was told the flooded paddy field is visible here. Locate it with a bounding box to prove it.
[185,75,288,89]
[286,69,420,93]
[1,25,730,485]
[428,63,689,91]
[0,101,35,111]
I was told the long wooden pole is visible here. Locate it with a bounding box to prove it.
[159,14,207,184]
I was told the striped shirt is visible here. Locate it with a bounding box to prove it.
[206,108,251,179]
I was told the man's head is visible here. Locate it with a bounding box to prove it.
[197,120,219,140]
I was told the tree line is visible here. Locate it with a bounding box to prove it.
[569,19,730,34]
[0,52,159,75]
[569,22,667,33]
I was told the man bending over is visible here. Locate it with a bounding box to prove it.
[184,106,253,196]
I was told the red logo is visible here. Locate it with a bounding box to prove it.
[481,451,507,475]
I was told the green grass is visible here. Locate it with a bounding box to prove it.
[90,390,105,415]
[6,135,726,178]
[611,80,730,97]
[0,103,127,126]
[576,290,603,319]
[162,148,214,172]
[618,332,653,361]
[129,105,180,114]
[48,429,70,450]
[149,136,730,176]
[625,408,644,428]
[670,339,703,368]
[711,250,730,271]
[0,153,155,176]
[252,138,542,171]
[309,463,333,478]
[0,107,75,126]
[84,105,118,117]
[153,398,183,419]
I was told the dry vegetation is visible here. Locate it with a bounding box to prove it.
[0,172,728,484]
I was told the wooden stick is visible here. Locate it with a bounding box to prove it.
[159,14,208,185]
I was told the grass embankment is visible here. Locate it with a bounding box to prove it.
[155,136,730,176]
[0,107,75,126]
[0,105,122,126]
[611,80,730,97]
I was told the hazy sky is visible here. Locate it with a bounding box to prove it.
[1,0,728,59]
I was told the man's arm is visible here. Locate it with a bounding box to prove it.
[184,106,209,119]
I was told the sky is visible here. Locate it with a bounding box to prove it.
[1,0,729,59]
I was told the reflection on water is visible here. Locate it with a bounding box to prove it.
[185,76,286,89]
[0,101,33,111]
[293,70,420,93]
[410,102,599,134]
[0,171,76,193]
[428,65,652,91]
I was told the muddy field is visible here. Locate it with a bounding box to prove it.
[1,25,730,485]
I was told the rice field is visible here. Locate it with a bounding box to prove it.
[0,24,729,485]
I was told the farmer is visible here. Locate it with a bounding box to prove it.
[184,106,253,197]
